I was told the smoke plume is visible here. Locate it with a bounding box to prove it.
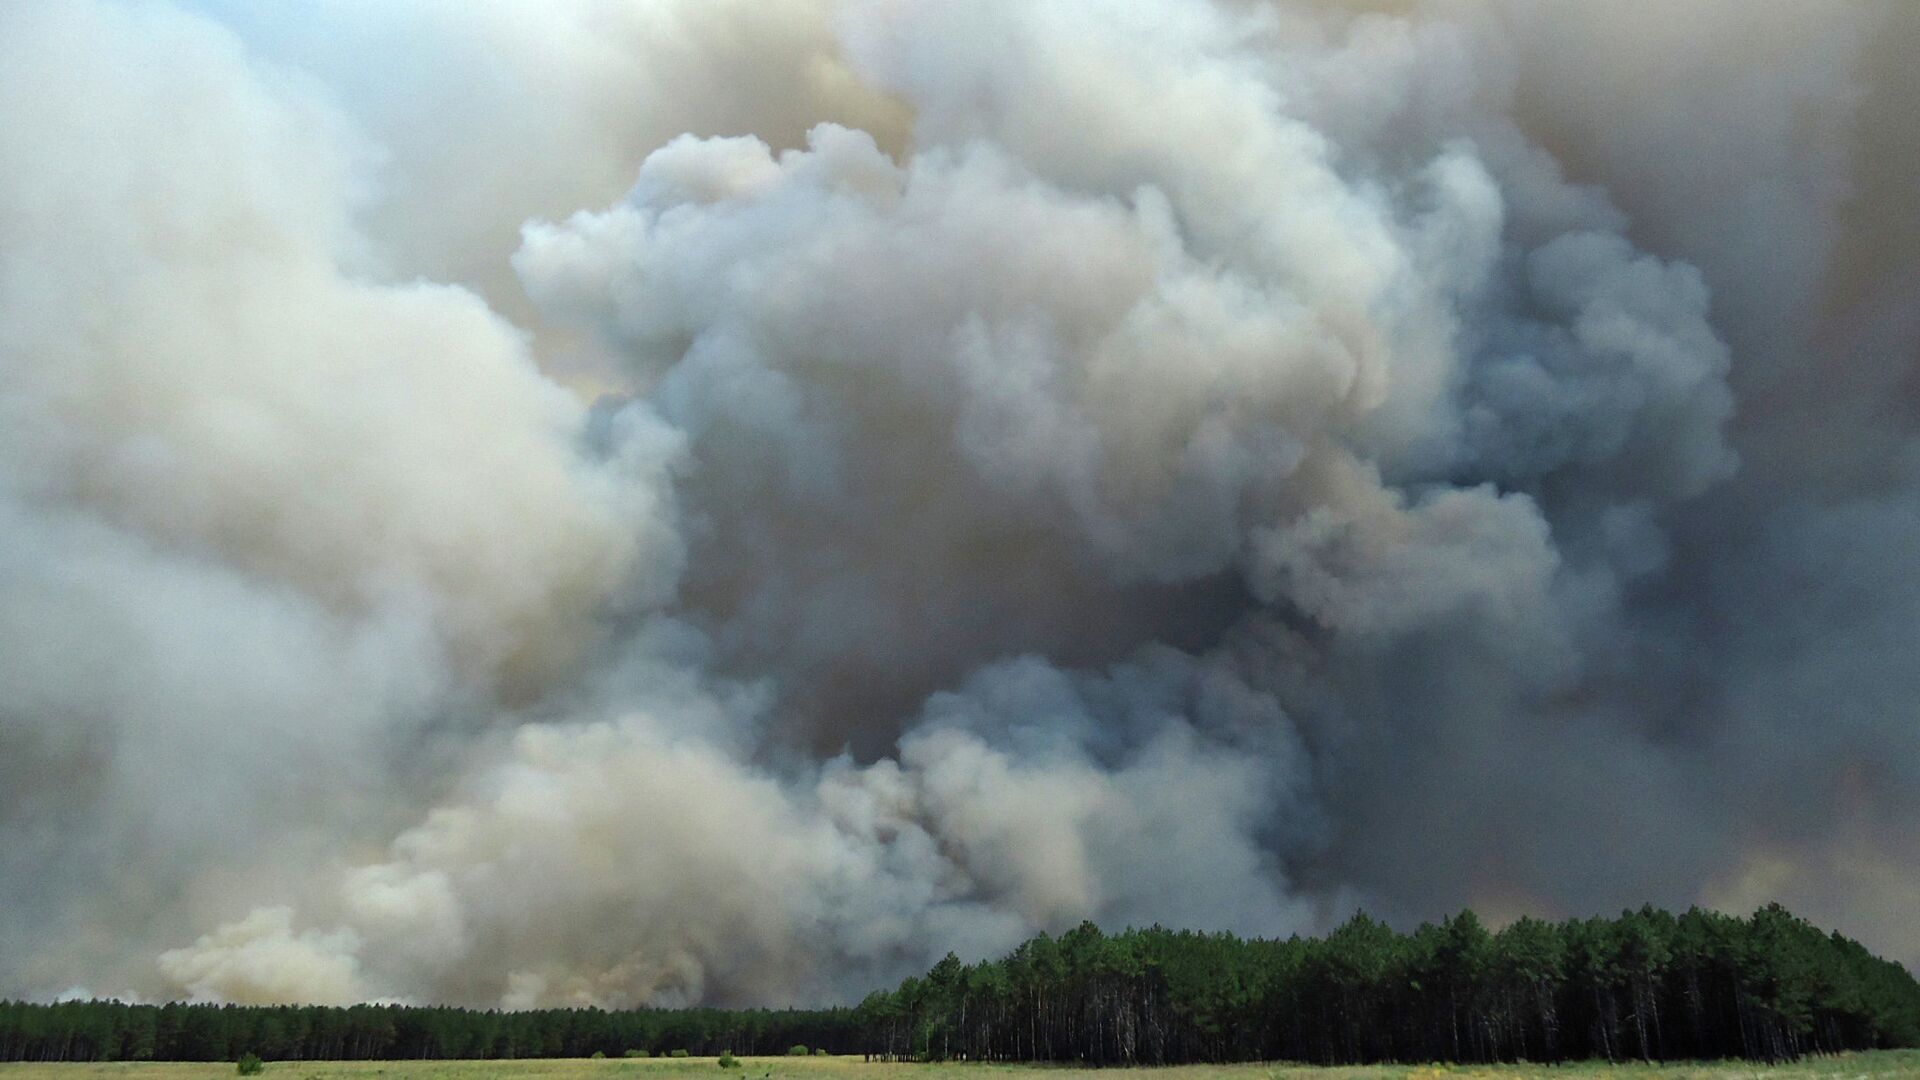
[1,0,1915,1007]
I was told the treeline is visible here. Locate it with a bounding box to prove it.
[853,904,1920,1065]
[0,1001,859,1063]
[3,904,1915,1066]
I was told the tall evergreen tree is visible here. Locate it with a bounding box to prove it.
[2,905,1913,1066]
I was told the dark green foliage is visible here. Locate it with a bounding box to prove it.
[590,1049,605,1059]
[235,1052,264,1075]
[716,1050,739,1068]
[850,904,1920,1066]
[0,1001,860,1064]
[787,1044,809,1055]
[0,905,1910,1067]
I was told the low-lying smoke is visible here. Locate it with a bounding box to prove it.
[1,0,1914,1007]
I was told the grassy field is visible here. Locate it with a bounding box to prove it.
[2,1051,1917,1080]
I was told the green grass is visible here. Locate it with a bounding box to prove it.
[1,1051,1916,1080]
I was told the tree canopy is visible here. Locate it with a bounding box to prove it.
[3,904,1914,1065]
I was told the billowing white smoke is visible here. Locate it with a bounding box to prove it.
[3,0,1916,1007]
[0,0,677,995]
[160,648,1310,1006]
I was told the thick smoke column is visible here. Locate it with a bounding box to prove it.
[1,0,1915,1008]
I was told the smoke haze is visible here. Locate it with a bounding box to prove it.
[1,0,1915,1008]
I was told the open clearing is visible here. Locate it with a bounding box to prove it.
[3,1052,1917,1080]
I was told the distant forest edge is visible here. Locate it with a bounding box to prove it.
[4,904,1917,1066]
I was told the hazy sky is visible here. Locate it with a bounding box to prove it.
[0,0,1915,1008]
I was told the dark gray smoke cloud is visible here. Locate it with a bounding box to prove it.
[1,0,1914,1008]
